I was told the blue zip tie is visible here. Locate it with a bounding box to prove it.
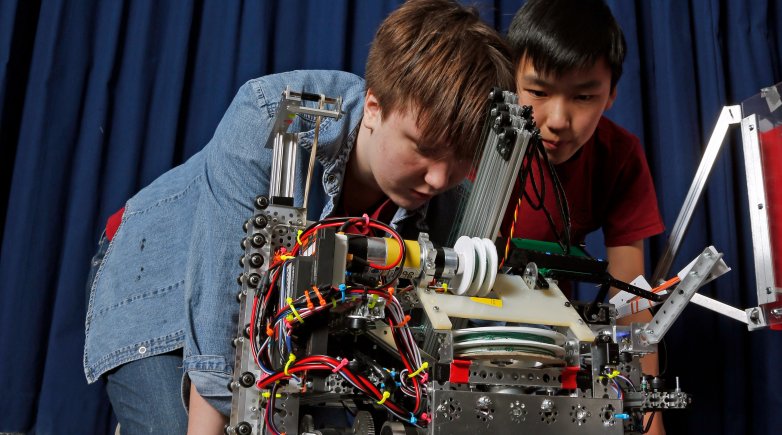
[339,284,346,302]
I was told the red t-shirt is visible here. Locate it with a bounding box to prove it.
[503,117,664,247]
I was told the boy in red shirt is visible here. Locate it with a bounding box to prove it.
[507,1,665,432]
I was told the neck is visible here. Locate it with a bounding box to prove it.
[342,122,384,214]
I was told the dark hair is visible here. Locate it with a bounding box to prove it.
[508,0,626,89]
[365,0,514,159]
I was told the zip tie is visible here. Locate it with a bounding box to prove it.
[331,297,337,308]
[265,321,274,337]
[607,370,620,379]
[408,362,429,378]
[284,354,296,376]
[409,413,417,424]
[296,230,304,246]
[261,392,282,398]
[420,413,431,423]
[386,287,394,297]
[395,315,412,328]
[360,213,371,235]
[420,372,429,383]
[442,283,448,292]
[376,390,391,405]
[312,285,326,306]
[332,358,349,373]
[339,284,346,302]
[304,289,314,310]
[286,297,304,323]
[368,294,378,309]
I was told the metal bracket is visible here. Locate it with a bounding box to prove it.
[642,247,723,344]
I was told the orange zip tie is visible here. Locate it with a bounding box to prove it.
[386,287,395,297]
[265,320,274,337]
[304,290,314,310]
[394,315,412,328]
[312,285,326,306]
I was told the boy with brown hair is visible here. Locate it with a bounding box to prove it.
[83,0,514,432]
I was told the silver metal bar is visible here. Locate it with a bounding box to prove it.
[651,106,742,284]
[643,247,723,344]
[740,115,778,304]
[302,97,325,208]
[690,293,748,324]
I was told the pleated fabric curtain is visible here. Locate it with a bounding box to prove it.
[0,1,780,434]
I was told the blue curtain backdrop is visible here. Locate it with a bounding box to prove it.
[1,0,781,434]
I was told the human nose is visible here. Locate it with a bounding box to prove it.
[545,98,570,132]
[424,159,453,192]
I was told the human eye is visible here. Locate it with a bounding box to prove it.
[575,94,595,102]
[525,88,548,98]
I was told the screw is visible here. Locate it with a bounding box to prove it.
[750,309,760,323]
[433,306,440,312]
[564,301,571,307]
[771,308,782,317]
[758,203,764,209]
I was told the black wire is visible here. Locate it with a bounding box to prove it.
[642,411,656,433]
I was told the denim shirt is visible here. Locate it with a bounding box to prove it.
[83,70,465,413]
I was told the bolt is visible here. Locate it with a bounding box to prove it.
[749,124,755,131]
[541,399,554,412]
[750,308,760,323]
[771,308,782,317]
[646,329,655,335]
[758,203,764,209]
[767,287,773,295]
[433,306,440,312]
[564,301,571,307]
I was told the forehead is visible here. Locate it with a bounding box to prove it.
[516,56,612,92]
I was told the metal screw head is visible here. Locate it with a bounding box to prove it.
[540,399,554,411]
[476,396,493,408]
[758,203,765,209]
[433,306,440,312]
[750,308,760,323]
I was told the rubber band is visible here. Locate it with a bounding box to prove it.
[304,290,314,310]
[376,390,391,405]
[332,358,349,373]
[284,354,296,376]
[312,285,326,306]
[408,361,429,378]
[286,297,304,323]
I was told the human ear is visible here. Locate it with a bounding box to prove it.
[363,88,383,132]
[604,86,618,111]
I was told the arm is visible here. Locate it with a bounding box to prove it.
[187,384,227,435]
[606,241,665,435]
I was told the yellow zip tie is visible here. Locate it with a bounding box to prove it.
[442,283,448,292]
[279,255,295,261]
[284,354,296,376]
[607,370,621,379]
[331,297,337,308]
[286,297,304,323]
[261,392,282,398]
[368,294,378,309]
[408,361,429,378]
[376,390,391,405]
[296,230,304,245]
